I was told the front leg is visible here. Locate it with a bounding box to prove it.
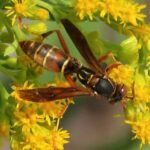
[98,52,121,72]
[65,74,77,87]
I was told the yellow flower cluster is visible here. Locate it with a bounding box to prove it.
[125,107,150,148]
[108,64,134,88]
[133,24,150,42]
[123,73,150,146]
[99,0,146,26]
[134,83,150,104]
[10,81,71,150]
[133,25,150,51]
[106,63,150,146]
[75,0,100,20]
[5,0,49,26]
[75,0,146,26]
[25,22,48,35]
[20,128,69,150]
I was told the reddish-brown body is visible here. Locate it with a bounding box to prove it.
[20,41,68,72]
[18,19,128,104]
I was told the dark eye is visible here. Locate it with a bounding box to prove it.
[110,85,126,103]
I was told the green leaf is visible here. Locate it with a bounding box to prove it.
[0,65,26,82]
[0,82,9,121]
[0,31,14,43]
[119,36,139,65]
[4,41,18,56]
[0,82,9,102]
[0,0,11,9]
[0,43,8,55]
[0,10,14,40]
[0,21,4,31]
[0,57,17,68]
[86,32,122,59]
[13,26,28,41]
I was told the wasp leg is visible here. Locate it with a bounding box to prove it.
[106,63,122,72]
[41,30,70,54]
[65,74,77,87]
[98,52,117,63]
[98,52,121,72]
[57,76,79,118]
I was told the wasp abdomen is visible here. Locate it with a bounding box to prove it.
[19,41,68,72]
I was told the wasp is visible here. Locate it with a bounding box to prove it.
[18,19,127,103]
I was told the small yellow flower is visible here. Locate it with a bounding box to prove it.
[31,8,49,20]
[13,104,47,133]
[5,0,35,25]
[22,134,50,150]
[133,24,150,49]
[25,22,48,35]
[134,83,150,104]
[108,64,134,88]
[75,0,100,20]
[120,2,146,26]
[40,98,73,119]
[47,129,70,150]
[99,0,120,22]
[99,0,146,26]
[125,112,150,148]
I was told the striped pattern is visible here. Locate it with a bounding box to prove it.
[42,46,56,67]
[20,41,68,72]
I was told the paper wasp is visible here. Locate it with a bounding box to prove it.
[18,19,127,104]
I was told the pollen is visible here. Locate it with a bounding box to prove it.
[75,0,100,20]
[107,65,133,88]
[34,8,49,20]
[134,83,150,104]
[5,0,49,25]
[125,113,150,148]
[25,22,48,35]
[133,24,150,43]
[98,0,146,26]
[48,129,70,150]
[5,0,35,25]
[14,3,27,15]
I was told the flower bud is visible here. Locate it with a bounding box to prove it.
[26,22,48,35]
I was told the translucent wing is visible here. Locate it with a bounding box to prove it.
[18,86,92,102]
[61,19,104,74]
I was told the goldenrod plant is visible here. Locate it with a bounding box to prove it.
[0,0,149,149]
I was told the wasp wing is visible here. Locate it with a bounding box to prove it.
[61,19,104,74]
[18,86,92,102]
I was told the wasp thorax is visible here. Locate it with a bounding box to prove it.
[94,78,114,97]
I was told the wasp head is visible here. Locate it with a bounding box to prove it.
[109,84,127,104]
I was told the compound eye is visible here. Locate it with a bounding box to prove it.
[109,84,126,104]
[120,85,127,97]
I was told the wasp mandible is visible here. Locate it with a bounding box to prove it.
[18,19,127,103]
